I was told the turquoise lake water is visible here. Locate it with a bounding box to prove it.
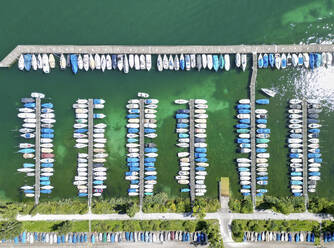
[0,0,333,201]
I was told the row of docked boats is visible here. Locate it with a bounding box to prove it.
[243,231,315,243]
[175,99,208,197]
[17,92,55,197]
[306,100,322,193]
[287,99,305,196]
[125,93,158,196]
[255,99,270,195]
[157,54,246,72]
[3,231,207,245]
[68,54,152,74]
[258,52,333,69]
[72,98,107,197]
[235,99,252,195]
[18,54,55,73]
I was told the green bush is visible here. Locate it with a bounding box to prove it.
[256,195,305,214]
[91,198,139,215]
[229,197,253,213]
[309,197,334,215]
[0,221,23,240]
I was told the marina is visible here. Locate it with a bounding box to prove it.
[17,92,55,204]
[72,98,107,203]
[175,99,209,202]
[125,93,159,207]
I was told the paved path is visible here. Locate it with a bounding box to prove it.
[87,99,94,207]
[139,99,145,210]
[34,97,41,205]
[189,99,195,203]
[1,44,334,67]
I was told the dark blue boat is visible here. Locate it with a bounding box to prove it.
[263,54,268,68]
[269,54,274,67]
[256,119,267,124]
[24,54,32,71]
[112,55,117,69]
[180,55,185,70]
[309,53,315,69]
[74,128,88,133]
[257,128,270,134]
[128,128,139,133]
[70,54,78,74]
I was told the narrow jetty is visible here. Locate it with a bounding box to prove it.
[1,44,334,67]
[189,99,195,204]
[34,97,41,205]
[87,99,94,207]
[302,100,309,207]
[250,53,258,209]
[139,99,145,210]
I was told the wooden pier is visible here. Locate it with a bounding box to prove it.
[189,100,195,204]
[302,100,309,207]
[249,53,258,209]
[139,99,145,210]
[87,99,94,207]
[1,44,334,67]
[34,97,41,205]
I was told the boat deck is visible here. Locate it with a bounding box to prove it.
[250,53,258,209]
[302,100,309,207]
[139,99,145,210]
[87,99,94,207]
[34,97,41,205]
[1,44,334,67]
[189,100,195,204]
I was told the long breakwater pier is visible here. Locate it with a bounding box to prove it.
[1,44,334,67]
[189,100,195,204]
[249,54,258,209]
[302,100,309,208]
[87,99,94,208]
[139,100,145,210]
[34,97,41,205]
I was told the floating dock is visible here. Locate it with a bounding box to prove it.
[189,99,195,204]
[1,44,334,67]
[87,99,94,207]
[302,100,309,207]
[34,97,41,205]
[139,99,145,210]
[249,53,258,209]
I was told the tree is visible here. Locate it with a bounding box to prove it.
[53,221,72,234]
[126,203,138,217]
[0,221,22,240]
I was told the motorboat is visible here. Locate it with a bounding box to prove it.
[49,54,55,69]
[77,54,83,70]
[235,53,241,68]
[292,54,298,67]
[106,54,112,70]
[101,54,106,72]
[42,54,50,73]
[18,54,24,70]
[117,54,124,71]
[185,54,191,70]
[241,54,247,71]
[140,54,146,70]
[281,53,287,69]
[213,55,219,71]
[146,54,152,71]
[168,55,174,70]
[258,54,263,68]
[31,54,37,70]
[95,54,101,70]
[224,54,230,71]
[196,54,202,71]
[89,54,95,70]
[261,88,276,97]
[298,53,304,66]
[123,54,129,73]
[129,54,134,69]
[174,54,180,71]
[275,54,281,69]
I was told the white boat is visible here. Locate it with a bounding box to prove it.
[174,54,180,71]
[235,53,241,68]
[95,54,101,69]
[157,55,163,71]
[19,108,35,113]
[41,113,55,118]
[327,52,332,66]
[129,54,134,69]
[190,54,196,68]
[81,54,89,71]
[207,55,213,70]
[321,52,327,66]
[237,114,250,119]
[24,118,36,123]
[289,99,301,104]
[106,54,112,70]
[163,55,168,70]
[292,54,298,67]
[101,54,106,72]
[239,99,250,104]
[261,88,276,97]
[132,55,139,70]
[241,54,247,71]
[224,54,230,71]
[195,104,208,109]
[255,109,267,114]
[202,54,207,69]
[174,99,188,104]
[42,54,50,73]
[139,54,146,70]
[89,54,95,70]
[41,118,56,124]
[123,54,129,73]
[275,54,281,69]
[77,54,83,70]
[146,54,152,71]
[31,54,37,70]
[18,113,35,119]
[37,54,43,69]
[168,55,174,70]
[49,54,55,69]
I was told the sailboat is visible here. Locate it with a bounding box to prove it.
[241,54,247,71]
[100,54,106,72]
[31,54,37,70]
[83,54,89,71]
[48,54,55,69]
[18,54,24,71]
[60,54,66,70]
[157,55,162,71]
[235,53,241,68]
[129,54,134,69]
[106,54,112,70]
[146,54,152,71]
[77,54,83,70]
